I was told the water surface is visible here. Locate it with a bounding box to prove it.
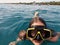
[0,4,60,45]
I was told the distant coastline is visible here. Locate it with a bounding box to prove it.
[1,1,60,5]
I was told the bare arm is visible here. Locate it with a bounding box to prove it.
[9,30,26,45]
[9,37,22,45]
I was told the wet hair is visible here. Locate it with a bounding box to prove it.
[28,17,47,28]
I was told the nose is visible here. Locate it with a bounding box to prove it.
[37,34,40,39]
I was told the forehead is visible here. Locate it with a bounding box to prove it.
[31,22,45,26]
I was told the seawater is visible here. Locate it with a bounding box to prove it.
[0,4,60,45]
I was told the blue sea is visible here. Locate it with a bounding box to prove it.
[0,4,60,45]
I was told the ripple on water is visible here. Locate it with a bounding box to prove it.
[0,4,60,45]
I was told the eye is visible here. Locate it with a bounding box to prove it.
[31,30,37,36]
[31,30,37,34]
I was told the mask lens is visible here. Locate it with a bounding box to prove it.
[28,29,37,38]
[43,30,51,39]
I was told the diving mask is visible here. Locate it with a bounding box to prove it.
[26,26,52,41]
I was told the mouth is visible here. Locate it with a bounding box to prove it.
[34,40,41,43]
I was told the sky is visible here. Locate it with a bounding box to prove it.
[0,0,60,3]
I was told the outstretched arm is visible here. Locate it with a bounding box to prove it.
[9,30,26,45]
[9,37,22,45]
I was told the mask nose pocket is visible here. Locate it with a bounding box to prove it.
[37,34,40,39]
[34,32,43,41]
[36,34,42,40]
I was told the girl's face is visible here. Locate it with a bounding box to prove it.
[30,21,45,41]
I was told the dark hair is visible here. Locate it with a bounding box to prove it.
[28,17,47,28]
